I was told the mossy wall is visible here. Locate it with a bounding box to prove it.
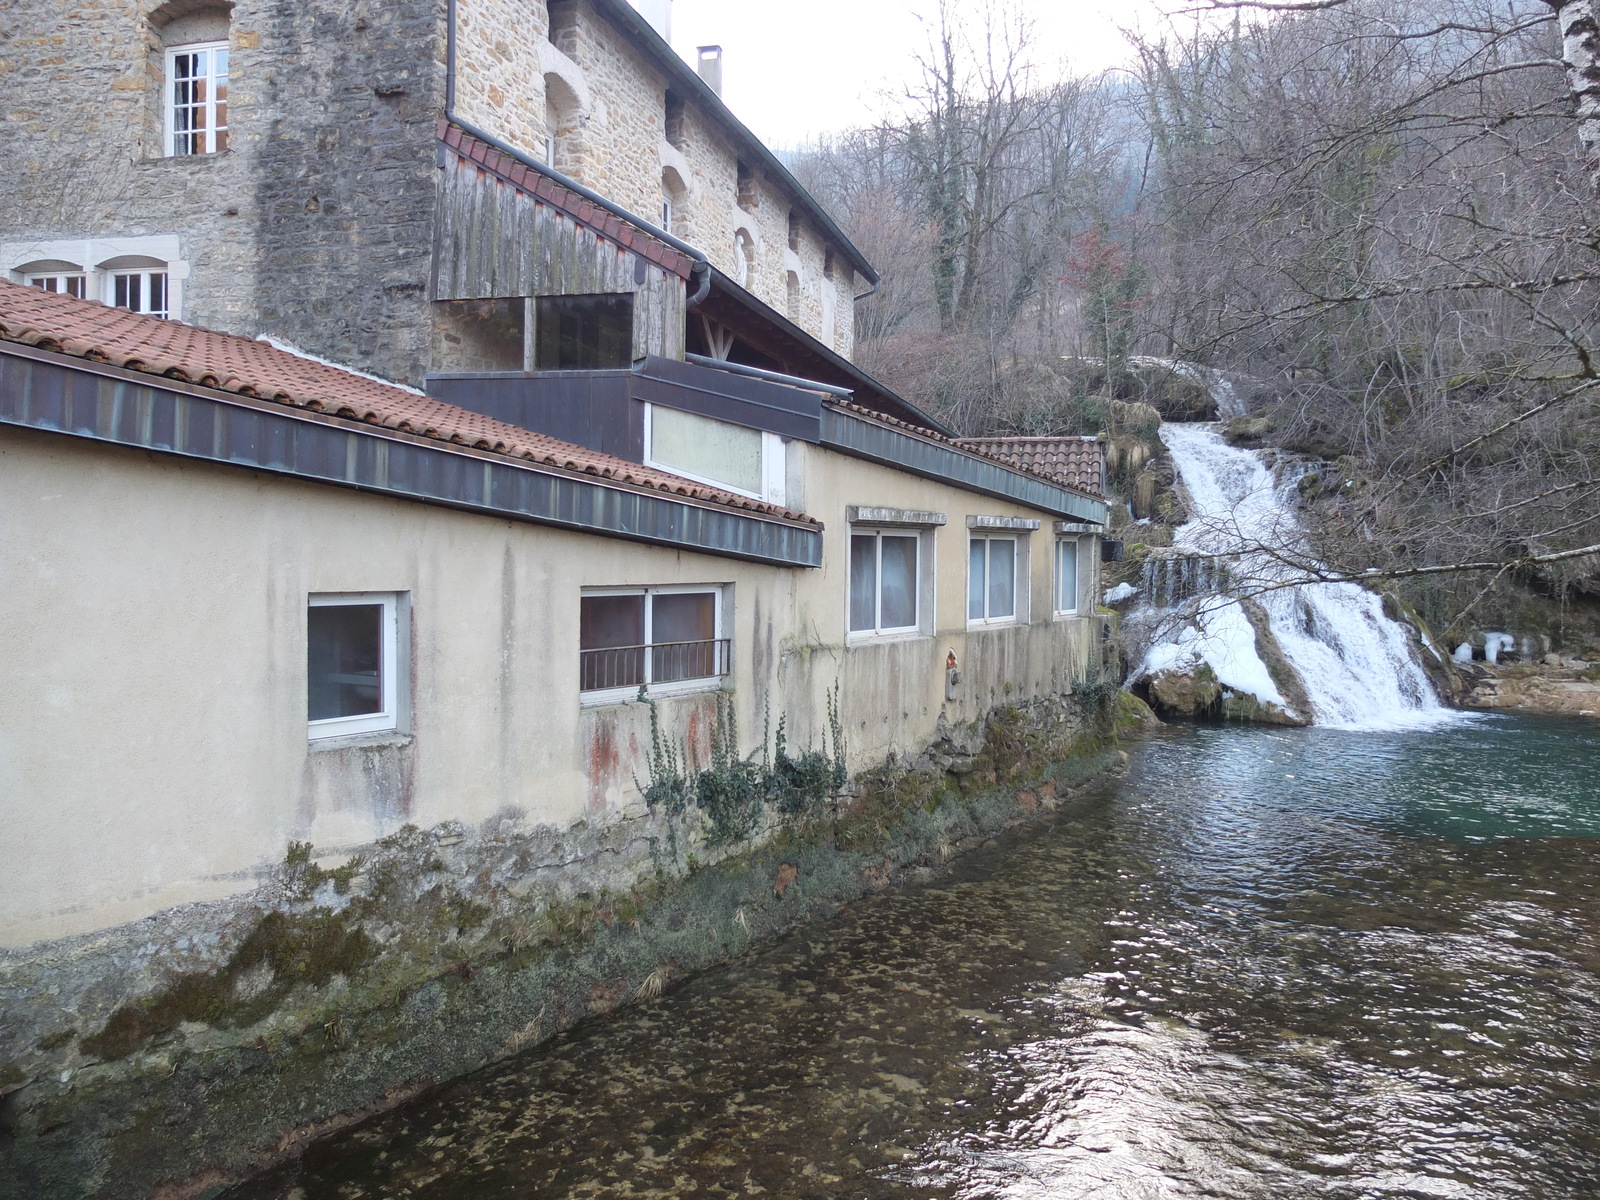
[0,690,1152,1200]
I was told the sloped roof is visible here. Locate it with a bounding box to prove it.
[440,122,695,281]
[954,436,1106,499]
[0,281,816,524]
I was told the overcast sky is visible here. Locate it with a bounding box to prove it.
[654,0,1182,148]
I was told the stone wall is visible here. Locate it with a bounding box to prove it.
[453,0,862,355]
[1,0,447,388]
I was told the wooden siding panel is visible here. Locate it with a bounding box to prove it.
[433,159,686,360]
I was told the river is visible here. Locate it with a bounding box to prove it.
[232,711,1600,1199]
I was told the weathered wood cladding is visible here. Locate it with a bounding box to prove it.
[432,156,686,362]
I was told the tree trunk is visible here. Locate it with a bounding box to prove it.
[1550,0,1600,191]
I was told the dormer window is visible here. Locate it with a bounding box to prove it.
[6,239,185,321]
[22,263,87,298]
[112,269,170,319]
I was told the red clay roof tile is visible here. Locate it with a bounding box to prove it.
[0,280,817,526]
[954,436,1106,498]
[443,126,694,282]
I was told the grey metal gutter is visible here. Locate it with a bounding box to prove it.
[684,353,854,398]
[0,344,822,568]
[820,406,1107,526]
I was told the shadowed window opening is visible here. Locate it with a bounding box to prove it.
[535,294,633,369]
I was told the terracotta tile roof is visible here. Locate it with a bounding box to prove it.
[440,122,695,280]
[954,436,1106,499]
[827,400,1105,503]
[0,280,816,524]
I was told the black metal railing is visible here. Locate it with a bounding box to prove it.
[580,638,730,693]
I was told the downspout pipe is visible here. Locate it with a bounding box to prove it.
[443,0,711,307]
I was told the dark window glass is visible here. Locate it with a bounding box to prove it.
[580,594,646,690]
[652,592,716,682]
[534,294,634,369]
[308,604,383,721]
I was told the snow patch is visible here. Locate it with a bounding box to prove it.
[1141,599,1286,707]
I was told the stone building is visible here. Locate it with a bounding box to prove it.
[3,0,870,383]
[0,4,1114,1195]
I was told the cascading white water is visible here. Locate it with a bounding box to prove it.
[1132,424,1447,730]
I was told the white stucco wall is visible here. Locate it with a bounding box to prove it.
[0,423,1100,946]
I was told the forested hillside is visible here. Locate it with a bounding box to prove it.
[795,0,1600,638]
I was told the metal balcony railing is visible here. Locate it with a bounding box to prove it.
[579,638,731,693]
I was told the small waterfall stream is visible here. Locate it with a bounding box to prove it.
[1128,423,1446,729]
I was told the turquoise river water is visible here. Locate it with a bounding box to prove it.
[234,712,1600,1199]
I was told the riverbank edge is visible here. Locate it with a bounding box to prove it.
[0,691,1155,1200]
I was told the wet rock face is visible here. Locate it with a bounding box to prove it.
[1462,662,1600,718]
[1136,667,1308,726]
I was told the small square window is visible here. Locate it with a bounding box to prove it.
[308,593,404,739]
[849,530,921,636]
[968,536,1018,625]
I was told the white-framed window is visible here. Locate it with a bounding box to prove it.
[580,586,729,704]
[849,529,922,636]
[661,192,674,231]
[1055,537,1084,615]
[308,593,405,740]
[644,404,786,504]
[166,42,230,156]
[968,536,1019,625]
[110,270,170,318]
[6,239,189,322]
[25,271,86,298]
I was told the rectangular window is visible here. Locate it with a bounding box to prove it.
[167,43,229,156]
[1055,538,1082,615]
[968,536,1018,624]
[308,593,403,740]
[580,587,728,701]
[26,274,86,298]
[534,294,634,369]
[646,405,782,500]
[112,272,169,319]
[849,530,920,635]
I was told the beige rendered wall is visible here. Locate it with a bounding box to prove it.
[0,425,1098,947]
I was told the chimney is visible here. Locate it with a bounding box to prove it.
[630,0,672,41]
[697,45,723,97]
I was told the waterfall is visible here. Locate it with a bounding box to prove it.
[1131,424,1447,730]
